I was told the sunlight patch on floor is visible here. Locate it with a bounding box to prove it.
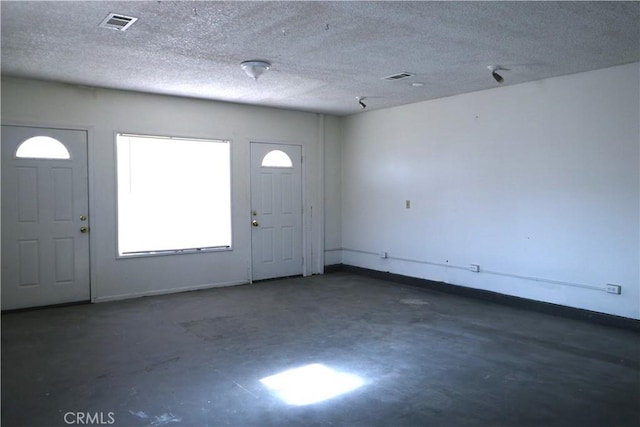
[260,363,364,406]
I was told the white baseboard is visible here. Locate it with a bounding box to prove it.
[91,280,249,303]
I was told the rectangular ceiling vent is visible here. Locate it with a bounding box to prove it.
[99,13,138,31]
[382,72,415,81]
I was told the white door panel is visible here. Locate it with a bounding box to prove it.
[251,143,302,281]
[2,125,90,310]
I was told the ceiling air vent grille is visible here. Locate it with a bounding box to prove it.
[382,72,415,81]
[99,13,138,31]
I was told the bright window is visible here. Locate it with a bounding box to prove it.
[15,136,71,159]
[261,150,293,168]
[116,133,231,256]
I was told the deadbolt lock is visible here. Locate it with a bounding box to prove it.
[80,215,87,221]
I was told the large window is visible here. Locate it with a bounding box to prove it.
[116,133,231,256]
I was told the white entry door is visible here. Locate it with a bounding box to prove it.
[1,125,90,310]
[250,143,303,281]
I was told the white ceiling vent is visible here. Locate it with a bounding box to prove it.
[382,72,415,81]
[99,13,138,31]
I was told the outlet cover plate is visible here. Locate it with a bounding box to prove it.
[606,284,621,294]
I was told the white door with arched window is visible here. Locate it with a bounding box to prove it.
[1,125,90,310]
[250,142,303,281]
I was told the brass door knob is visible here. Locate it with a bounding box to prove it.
[251,220,259,227]
[80,226,89,233]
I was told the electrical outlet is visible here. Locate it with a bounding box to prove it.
[470,264,480,273]
[379,251,388,259]
[606,284,621,295]
[405,200,411,209]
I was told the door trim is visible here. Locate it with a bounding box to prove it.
[2,120,96,303]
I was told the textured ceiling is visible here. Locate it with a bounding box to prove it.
[2,1,639,116]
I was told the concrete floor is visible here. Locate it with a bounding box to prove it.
[2,271,639,427]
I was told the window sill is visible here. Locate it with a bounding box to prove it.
[116,246,232,260]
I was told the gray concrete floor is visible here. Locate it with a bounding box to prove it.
[2,272,639,427]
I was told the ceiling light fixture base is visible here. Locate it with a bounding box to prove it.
[241,60,271,80]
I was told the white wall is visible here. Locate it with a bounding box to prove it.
[3,63,638,319]
[324,115,343,266]
[340,63,640,319]
[1,77,339,301]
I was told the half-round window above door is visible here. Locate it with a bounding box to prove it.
[261,150,293,168]
[15,136,71,160]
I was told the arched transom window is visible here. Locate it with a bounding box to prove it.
[15,136,71,159]
[261,150,293,168]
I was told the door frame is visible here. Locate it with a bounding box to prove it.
[1,120,96,304]
[249,140,308,282]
